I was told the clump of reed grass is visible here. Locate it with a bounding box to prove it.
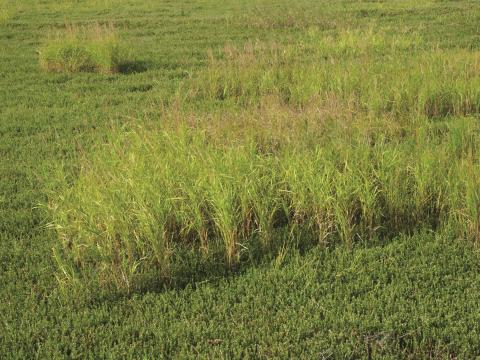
[185,37,480,118]
[46,34,480,292]
[46,104,480,292]
[38,22,128,74]
[0,7,9,25]
[239,2,338,31]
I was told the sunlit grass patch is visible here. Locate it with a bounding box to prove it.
[46,102,480,292]
[0,10,8,24]
[38,22,129,74]
[0,0,10,24]
[5,0,480,357]
[45,30,480,292]
[184,38,480,118]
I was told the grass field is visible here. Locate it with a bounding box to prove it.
[2,0,480,358]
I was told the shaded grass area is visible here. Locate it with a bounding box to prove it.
[3,233,480,358]
[2,0,480,358]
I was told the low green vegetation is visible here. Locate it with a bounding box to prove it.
[3,0,480,357]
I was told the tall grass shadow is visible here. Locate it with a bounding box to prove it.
[117,60,149,74]
[68,225,437,309]
[95,229,333,302]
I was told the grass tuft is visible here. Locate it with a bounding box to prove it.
[185,38,480,118]
[38,22,129,74]
[47,105,480,291]
[44,34,480,292]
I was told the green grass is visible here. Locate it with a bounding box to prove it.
[47,28,480,292]
[38,22,129,74]
[46,113,480,292]
[3,0,480,358]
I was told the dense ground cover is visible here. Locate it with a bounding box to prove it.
[2,0,480,357]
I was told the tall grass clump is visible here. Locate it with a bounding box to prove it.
[0,4,9,25]
[38,22,128,74]
[185,35,480,118]
[47,31,480,292]
[47,108,480,292]
[48,124,280,290]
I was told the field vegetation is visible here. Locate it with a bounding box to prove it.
[48,31,480,291]
[38,22,129,74]
[2,0,480,358]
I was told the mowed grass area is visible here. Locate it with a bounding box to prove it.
[2,0,480,358]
